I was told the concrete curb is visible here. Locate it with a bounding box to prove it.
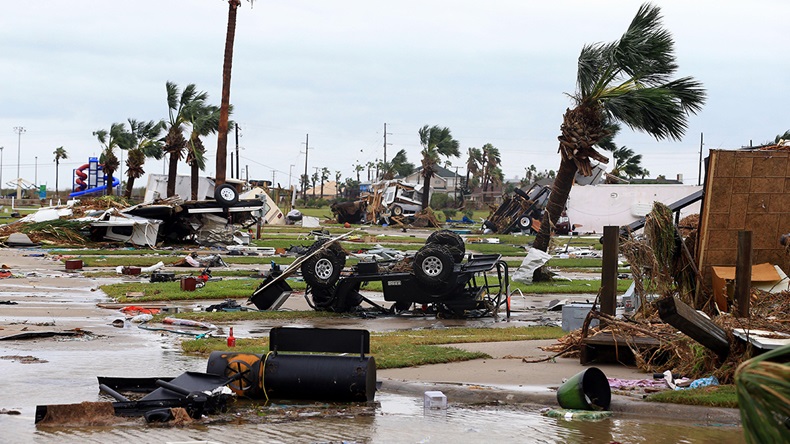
[379,378,742,425]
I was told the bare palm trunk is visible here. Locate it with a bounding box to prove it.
[191,161,199,200]
[55,161,59,200]
[533,157,577,254]
[421,170,432,209]
[105,172,115,196]
[167,152,179,197]
[124,177,135,199]
[215,0,241,187]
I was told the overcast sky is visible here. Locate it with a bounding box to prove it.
[1,1,788,192]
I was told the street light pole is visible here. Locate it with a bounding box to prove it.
[288,164,295,189]
[301,134,309,205]
[13,126,25,200]
[0,146,4,198]
[35,156,38,187]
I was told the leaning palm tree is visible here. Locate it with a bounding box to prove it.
[465,147,483,193]
[93,123,127,197]
[121,118,165,199]
[52,146,68,199]
[391,149,415,178]
[164,81,208,197]
[418,125,460,209]
[532,3,706,256]
[183,103,223,200]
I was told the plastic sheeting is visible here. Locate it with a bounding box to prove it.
[512,248,552,284]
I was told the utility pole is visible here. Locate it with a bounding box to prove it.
[288,164,295,189]
[698,132,704,186]
[301,134,309,205]
[230,153,234,179]
[13,126,25,200]
[383,123,392,164]
[35,156,38,186]
[235,125,241,180]
[271,169,276,186]
[246,165,249,183]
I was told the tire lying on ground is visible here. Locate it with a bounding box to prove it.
[413,244,455,287]
[425,229,465,262]
[301,239,347,288]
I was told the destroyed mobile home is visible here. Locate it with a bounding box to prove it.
[0,177,287,247]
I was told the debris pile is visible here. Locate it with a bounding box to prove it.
[546,199,790,384]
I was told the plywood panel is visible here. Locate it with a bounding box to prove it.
[697,150,790,298]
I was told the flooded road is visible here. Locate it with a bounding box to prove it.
[0,251,744,443]
[3,391,744,443]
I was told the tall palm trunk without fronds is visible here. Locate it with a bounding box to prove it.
[215,0,241,187]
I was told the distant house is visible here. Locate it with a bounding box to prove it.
[304,181,340,200]
[402,166,463,195]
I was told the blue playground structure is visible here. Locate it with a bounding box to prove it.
[69,157,120,197]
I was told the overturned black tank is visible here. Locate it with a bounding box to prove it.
[250,230,510,318]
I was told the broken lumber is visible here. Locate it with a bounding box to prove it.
[657,296,730,361]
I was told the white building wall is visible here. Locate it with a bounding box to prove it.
[567,184,702,234]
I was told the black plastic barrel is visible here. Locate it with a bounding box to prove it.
[206,351,376,402]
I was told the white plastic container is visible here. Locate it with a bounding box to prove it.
[423,391,447,410]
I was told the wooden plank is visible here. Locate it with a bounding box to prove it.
[580,331,660,365]
[657,296,730,361]
[735,230,752,318]
[600,226,619,317]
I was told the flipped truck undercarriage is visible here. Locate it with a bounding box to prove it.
[249,230,510,318]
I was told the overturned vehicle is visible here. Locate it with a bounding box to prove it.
[249,230,510,318]
[483,184,572,235]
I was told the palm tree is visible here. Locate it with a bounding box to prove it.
[533,3,706,256]
[465,147,483,193]
[609,146,650,180]
[735,344,790,444]
[335,170,342,198]
[216,0,248,187]
[164,81,208,197]
[121,119,165,199]
[418,125,460,209]
[320,167,330,198]
[774,130,790,144]
[353,163,364,182]
[52,146,68,199]
[480,144,502,195]
[93,123,127,196]
[311,171,318,198]
[391,149,415,178]
[184,103,223,200]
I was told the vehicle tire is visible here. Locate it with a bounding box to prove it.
[413,244,455,287]
[517,215,531,231]
[214,184,239,205]
[302,250,344,288]
[391,205,404,216]
[482,220,498,233]
[514,187,530,200]
[426,230,465,262]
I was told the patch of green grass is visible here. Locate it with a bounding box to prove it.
[101,279,265,302]
[156,309,339,323]
[645,385,738,408]
[50,249,191,256]
[180,326,564,369]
